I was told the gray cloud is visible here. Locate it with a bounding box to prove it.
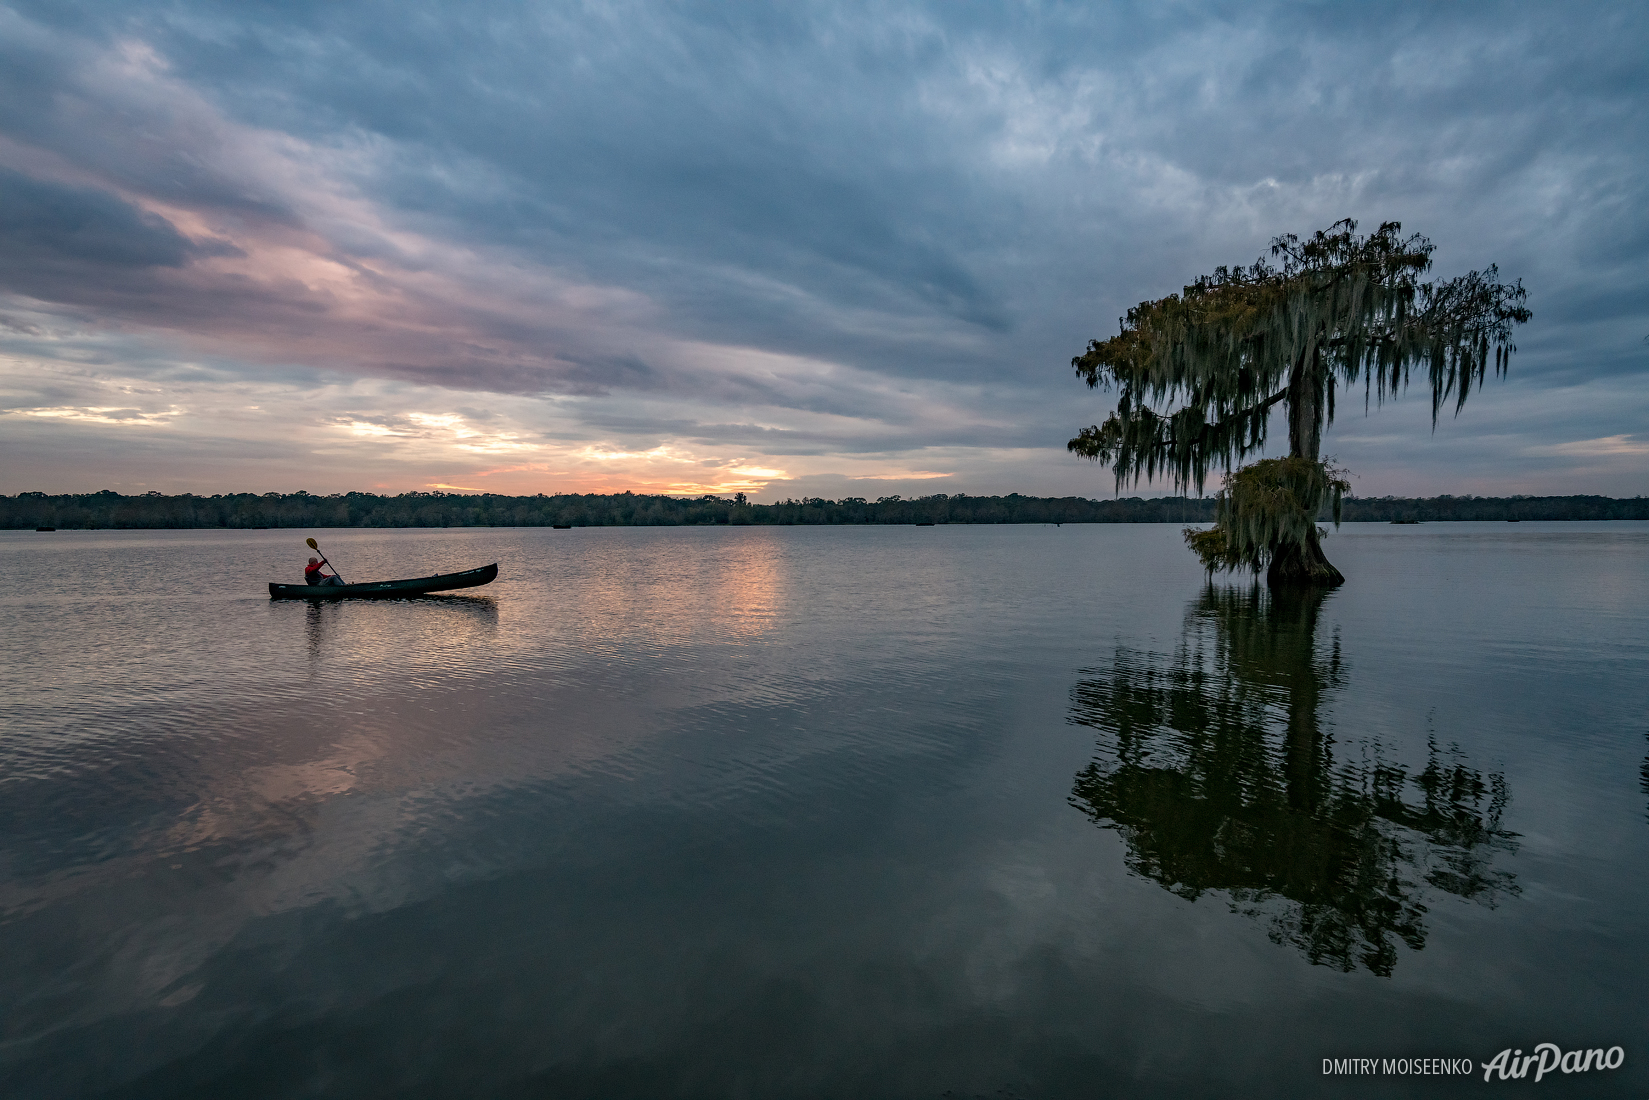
[0,168,247,318]
[0,169,199,268]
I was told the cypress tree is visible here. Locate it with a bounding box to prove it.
[1070,220,1530,585]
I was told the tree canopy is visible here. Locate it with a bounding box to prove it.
[1070,220,1530,584]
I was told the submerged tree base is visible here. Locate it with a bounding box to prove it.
[1266,526,1346,587]
[1185,457,1350,587]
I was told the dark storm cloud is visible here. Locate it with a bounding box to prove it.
[0,169,194,268]
[0,169,245,310]
[0,0,1644,493]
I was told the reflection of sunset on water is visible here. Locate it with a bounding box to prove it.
[161,730,384,854]
[553,528,787,648]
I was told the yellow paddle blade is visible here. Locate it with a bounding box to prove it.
[306,538,319,550]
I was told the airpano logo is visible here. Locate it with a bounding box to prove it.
[1320,1044,1626,1082]
[1479,1044,1625,1083]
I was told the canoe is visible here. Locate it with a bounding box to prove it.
[269,563,498,599]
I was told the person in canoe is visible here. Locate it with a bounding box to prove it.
[304,556,344,586]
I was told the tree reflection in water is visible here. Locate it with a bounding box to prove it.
[1640,734,1648,823]
[1068,585,1518,977]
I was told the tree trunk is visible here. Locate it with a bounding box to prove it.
[1267,524,1345,587]
[1287,342,1324,463]
[1275,342,1345,587]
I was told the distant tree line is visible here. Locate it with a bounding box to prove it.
[3,489,1644,530]
[2,490,1211,528]
[1337,495,1648,522]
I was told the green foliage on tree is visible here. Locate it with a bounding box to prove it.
[1070,220,1530,584]
[1183,457,1351,577]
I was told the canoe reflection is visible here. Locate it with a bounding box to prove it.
[302,595,499,668]
[1068,584,1518,977]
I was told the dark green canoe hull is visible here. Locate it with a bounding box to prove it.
[269,563,498,599]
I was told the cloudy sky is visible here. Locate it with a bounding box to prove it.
[0,0,1644,501]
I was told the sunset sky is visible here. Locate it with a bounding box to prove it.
[1,0,1644,501]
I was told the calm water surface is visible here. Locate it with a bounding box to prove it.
[2,523,1645,1098]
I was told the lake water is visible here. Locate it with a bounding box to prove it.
[2,523,1645,1098]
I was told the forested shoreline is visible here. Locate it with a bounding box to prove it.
[4,489,1645,530]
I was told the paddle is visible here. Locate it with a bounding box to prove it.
[305,537,347,584]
